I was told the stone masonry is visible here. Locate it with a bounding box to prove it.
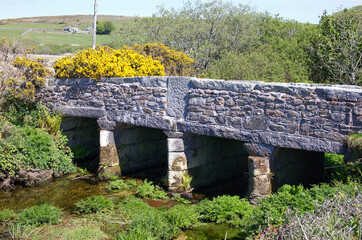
[40,76,362,196]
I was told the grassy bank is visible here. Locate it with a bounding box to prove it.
[0,178,360,239]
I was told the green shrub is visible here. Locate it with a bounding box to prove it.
[197,195,253,227]
[250,184,316,230]
[62,226,108,240]
[324,153,348,181]
[136,180,168,200]
[74,195,114,214]
[71,144,91,160]
[97,21,115,35]
[1,96,43,127]
[117,197,199,240]
[23,127,75,173]
[0,208,17,224]
[117,196,155,219]
[107,179,138,192]
[243,180,362,238]
[0,100,75,181]
[17,204,62,226]
[162,204,199,230]
[276,193,362,239]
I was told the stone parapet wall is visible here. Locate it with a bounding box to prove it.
[41,77,168,118]
[181,79,361,154]
[40,76,362,155]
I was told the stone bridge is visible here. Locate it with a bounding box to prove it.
[40,77,362,198]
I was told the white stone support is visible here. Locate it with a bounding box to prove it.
[167,136,189,192]
[98,129,121,179]
[244,143,273,201]
[247,156,272,200]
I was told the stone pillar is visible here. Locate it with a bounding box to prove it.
[97,120,121,179]
[244,143,274,201]
[164,131,188,193]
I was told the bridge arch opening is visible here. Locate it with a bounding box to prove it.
[183,133,249,197]
[270,148,325,191]
[60,117,100,172]
[114,123,168,185]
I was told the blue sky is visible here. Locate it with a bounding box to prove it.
[0,0,360,24]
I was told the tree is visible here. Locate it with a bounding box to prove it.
[311,7,362,85]
[112,0,262,72]
[97,21,115,35]
[126,42,195,76]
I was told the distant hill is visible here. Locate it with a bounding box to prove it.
[1,15,134,26]
[0,15,134,55]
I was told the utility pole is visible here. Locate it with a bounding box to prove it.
[92,0,97,49]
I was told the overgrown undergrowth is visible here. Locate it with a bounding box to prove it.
[0,177,360,239]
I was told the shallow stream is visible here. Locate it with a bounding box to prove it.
[0,174,245,239]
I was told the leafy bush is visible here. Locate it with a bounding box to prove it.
[1,96,43,127]
[6,56,51,103]
[71,144,91,160]
[269,191,362,239]
[324,153,348,181]
[17,204,62,226]
[127,42,195,76]
[251,185,316,228]
[62,226,108,240]
[20,126,74,174]
[162,204,199,229]
[53,46,165,80]
[74,195,114,213]
[97,21,115,35]
[0,107,75,181]
[0,208,17,224]
[107,179,138,192]
[244,180,362,238]
[117,197,199,240]
[197,195,253,227]
[136,180,168,200]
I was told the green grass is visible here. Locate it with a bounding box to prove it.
[1,30,113,54]
[0,29,26,39]
[0,17,129,54]
[21,31,112,46]
[0,23,62,29]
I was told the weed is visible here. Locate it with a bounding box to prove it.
[74,195,114,214]
[276,192,362,239]
[17,204,62,226]
[9,223,41,240]
[136,179,168,200]
[197,195,253,227]
[72,144,91,160]
[180,173,193,191]
[0,208,17,224]
[173,194,191,204]
[107,179,138,192]
[62,226,108,240]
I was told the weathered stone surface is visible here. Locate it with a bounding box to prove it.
[97,120,116,131]
[167,138,185,152]
[98,130,121,178]
[244,116,269,130]
[244,143,275,157]
[39,76,362,156]
[167,77,191,118]
[247,156,272,199]
[168,152,187,171]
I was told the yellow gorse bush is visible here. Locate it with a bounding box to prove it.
[126,42,195,77]
[5,57,50,102]
[53,46,165,80]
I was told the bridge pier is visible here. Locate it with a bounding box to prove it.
[97,120,121,179]
[165,131,188,193]
[244,143,275,201]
